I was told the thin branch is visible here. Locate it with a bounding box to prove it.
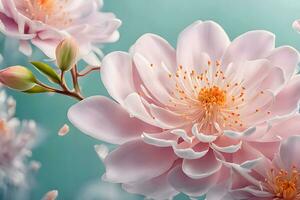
[71,65,81,93]
[77,66,101,77]
[35,79,84,101]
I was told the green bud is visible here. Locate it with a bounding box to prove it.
[55,37,79,71]
[0,66,36,91]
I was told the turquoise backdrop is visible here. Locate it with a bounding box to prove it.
[3,0,300,199]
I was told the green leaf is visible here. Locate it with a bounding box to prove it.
[31,61,61,84]
[23,85,53,93]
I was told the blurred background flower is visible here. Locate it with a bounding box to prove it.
[0,88,40,200]
[0,0,121,65]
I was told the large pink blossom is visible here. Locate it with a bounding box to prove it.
[212,135,300,200]
[68,20,300,198]
[0,0,121,65]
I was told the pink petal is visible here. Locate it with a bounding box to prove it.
[0,13,35,40]
[239,59,273,91]
[242,122,270,141]
[31,38,58,58]
[232,143,264,165]
[172,141,209,159]
[168,164,223,197]
[142,130,179,147]
[42,190,58,200]
[133,53,173,105]
[131,33,176,73]
[269,114,300,140]
[211,135,242,153]
[271,75,300,116]
[205,181,232,200]
[123,93,158,127]
[247,141,279,160]
[279,135,300,169]
[192,123,218,143]
[222,31,275,67]
[267,46,300,80]
[259,66,285,93]
[182,149,222,179]
[230,165,263,190]
[149,103,187,129]
[240,90,274,125]
[123,171,179,200]
[177,20,230,69]
[101,52,136,105]
[58,124,70,136]
[68,96,157,144]
[230,186,272,199]
[104,139,177,183]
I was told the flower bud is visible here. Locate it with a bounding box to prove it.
[55,37,79,71]
[0,66,36,91]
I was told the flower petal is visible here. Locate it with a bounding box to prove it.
[131,33,176,73]
[279,135,300,169]
[172,141,209,160]
[123,171,179,200]
[133,53,173,105]
[177,20,230,68]
[123,93,158,127]
[267,46,300,80]
[232,143,264,165]
[206,181,232,200]
[168,164,223,197]
[271,75,300,116]
[192,123,218,143]
[222,31,275,66]
[149,103,187,129]
[268,114,300,140]
[68,96,157,144]
[182,149,222,179]
[142,130,179,147]
[104,139,177,183]
[101,52,136,105]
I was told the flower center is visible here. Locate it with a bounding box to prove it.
[198,86,226,107]
[266,167,300,200]
[15,0,72,28]
[37,0,54,10]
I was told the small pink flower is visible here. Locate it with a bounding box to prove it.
[68,20,300,198]
[214,135,300,200]
[0,0,121,65]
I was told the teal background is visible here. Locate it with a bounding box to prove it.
[2,0,300,199]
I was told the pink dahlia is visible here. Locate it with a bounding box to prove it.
[0,0,121,65]
[213,135,300,200]
[68,20,300,198]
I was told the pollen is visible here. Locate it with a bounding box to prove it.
[18,0,72,28]
[266,167,300,200]
[198,86,226,106]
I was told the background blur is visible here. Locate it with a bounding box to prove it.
[2,0,300,199]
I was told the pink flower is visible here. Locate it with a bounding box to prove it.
[68,20,300,198]
[0,90,38,187]
[214,135,300,200]
[0,0,121,65]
